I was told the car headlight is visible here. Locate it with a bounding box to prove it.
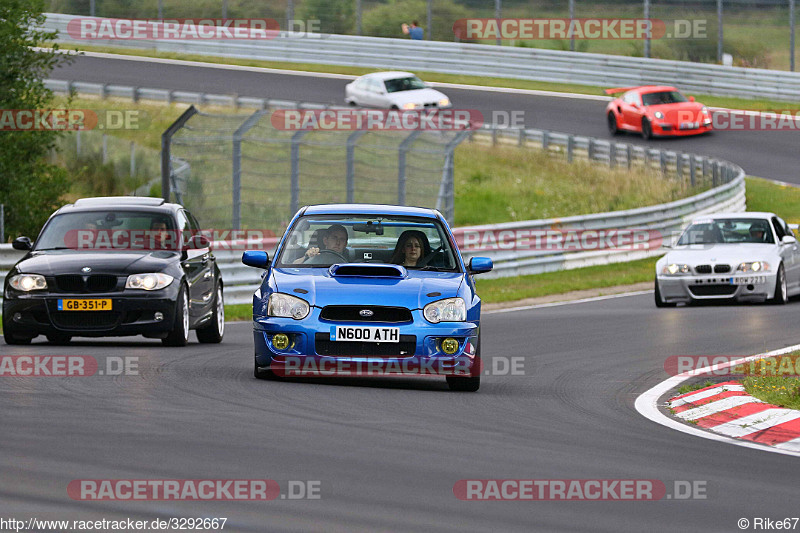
[737,261,770,273]
[654,111,664,119]
[438,98,450,107]
[402,102,417,110]
[9,274,47,291]
[423,297,466,323]
[701,106,709,115]
[662,263,690,275]
[125,273,173,290]
[268,293,310,320]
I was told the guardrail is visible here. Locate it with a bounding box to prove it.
[0,130,744,305]
[43,13,800,102]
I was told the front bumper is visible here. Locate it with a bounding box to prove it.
[3,286,179,338]
[657,272,776,303]
[652,120,712,136]
[253,308,479,377]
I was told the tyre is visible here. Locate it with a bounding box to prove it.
[446,335,481,392]
[771,264,788,305]
[654,279,676,308]
[607,113,619,135]
[196,285,224,344]
[641,118,652,140]
[46,333,72,345]
[163,285,190,346]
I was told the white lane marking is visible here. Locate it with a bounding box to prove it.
[675,396,762,421]
[775,437,800,452]
[711,409,800,438]
[635,343,800,457]
[670,384,745,407]
[485,290,652,314]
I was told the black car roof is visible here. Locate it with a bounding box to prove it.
[55,197,183,216]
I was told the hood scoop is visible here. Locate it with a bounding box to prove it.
[329,264,406,278]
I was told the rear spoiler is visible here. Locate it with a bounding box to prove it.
[604,87,639,95]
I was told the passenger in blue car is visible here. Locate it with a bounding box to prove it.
[390,230,431,267]
[298,224,350,263]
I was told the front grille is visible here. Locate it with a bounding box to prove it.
[51,311,120,329]
[315,332,416,356]
[695,265,712,274]
[688,285,737,297]
[55,275,84,292]
[320,306,412,323]
[714,264,731,273]
[54,275,119,293]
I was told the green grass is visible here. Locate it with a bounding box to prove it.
[55,43,799,111]
[744,176,800,224]
[743,374,800,410]
[677,380,716,395]
[225,304,252,322]
[454,142,702,226]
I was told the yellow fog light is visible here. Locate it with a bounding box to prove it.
[272,334,290,350]
[441,338,459,355]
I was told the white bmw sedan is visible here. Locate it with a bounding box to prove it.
[655,212,800,306]
[344,71,451,110]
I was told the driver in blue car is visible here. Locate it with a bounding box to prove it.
[298,224,350,263]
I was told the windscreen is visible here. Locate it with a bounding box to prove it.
[677,218,774,245]
[34,211,179,251]
[641,91,688,106]
[383,76,427,93]
[276,215,460,271]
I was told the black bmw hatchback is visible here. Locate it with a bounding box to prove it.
[2,197,223,346]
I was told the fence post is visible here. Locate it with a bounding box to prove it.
[398,131,422,205]
[659,150,666,176]
[712,161,719,187]
[161,105,198,201]
[626,144,632,169]
[130,141,135,177]
[102,134,108,164]
[346,130,367,203]
[588,138,594,160]
[76,129,81,157]
[231,110,266,230]
[542,130,549,150]
[609,142,616,168]
[566,135,574,163]
[518,129,525,147]
[690,155,696,187]
[290,130,310,218]
[437,131,470,225]
[676,152,683,181]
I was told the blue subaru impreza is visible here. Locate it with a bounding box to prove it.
[242,204,493,391]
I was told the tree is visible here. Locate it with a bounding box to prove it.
[298,0,354,35]
[0,0,70,240]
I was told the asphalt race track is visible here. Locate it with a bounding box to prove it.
[2,53,798,531]
[4,297,800,531]
[54,53,800,183]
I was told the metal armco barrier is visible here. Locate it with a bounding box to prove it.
[42,13,800,102]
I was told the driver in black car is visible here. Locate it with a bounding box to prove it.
[298,224,350,263]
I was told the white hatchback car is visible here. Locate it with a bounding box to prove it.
[655,212,800,306]
[345,71,451,110]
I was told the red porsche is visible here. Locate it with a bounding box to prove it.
[605,85,712,139]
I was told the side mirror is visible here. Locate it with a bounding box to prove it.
[242,250,270,269]
[782,235,797,245]
[468,257,493,275]
[12,236,32,251]
[689,96,696,102]
[190,234,211,249]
